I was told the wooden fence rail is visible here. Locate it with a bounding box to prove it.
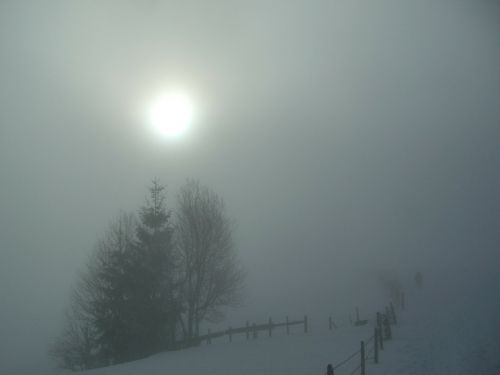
[176,315,309,347]
[326,300,402,375]
[176,294,405,375]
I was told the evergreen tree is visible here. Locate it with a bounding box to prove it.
[52,181,179,369]
[132,179,179,354]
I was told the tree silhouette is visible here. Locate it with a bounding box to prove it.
[176,179,244,341]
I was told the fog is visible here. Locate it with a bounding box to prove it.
[1,1,499,373]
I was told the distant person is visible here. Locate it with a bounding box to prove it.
[326,364,334,375]
[415,271,423,288]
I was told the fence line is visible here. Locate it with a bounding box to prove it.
[326,295,404,375]
[332,347,361,371]
[176,315,308,348]
[175,291,406,375]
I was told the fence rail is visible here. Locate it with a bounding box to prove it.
[176,315,309,347]
[175,291,406,375]
[326,295,404,375]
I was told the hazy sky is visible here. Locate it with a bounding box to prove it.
[1,1,499,373]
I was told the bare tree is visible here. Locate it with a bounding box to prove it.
[49,296,98,371]
[51,213,138,369]
[176,180,244,341]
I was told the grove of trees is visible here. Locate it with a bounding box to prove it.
[51,179,243,371]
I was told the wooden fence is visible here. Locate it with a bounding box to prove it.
[325,294,403,375]
[175,315,308,348]
[174,290,407,375]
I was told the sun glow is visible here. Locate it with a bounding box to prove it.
[148,91,195,139]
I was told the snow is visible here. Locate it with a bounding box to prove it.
[368,275,500,375]
[78,324,373,375]
[54,273,500,375]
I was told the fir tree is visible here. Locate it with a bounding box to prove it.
[132,179,179,354]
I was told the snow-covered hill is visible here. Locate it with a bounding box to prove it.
[369,274,500,375]
[57,271,499,375]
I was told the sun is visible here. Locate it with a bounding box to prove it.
[148,91,195,139]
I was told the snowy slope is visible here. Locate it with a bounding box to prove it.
[58,272,500,375]
[369,275,500,375]
[79,323,374,375]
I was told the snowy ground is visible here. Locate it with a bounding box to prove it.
[58,274,500,375]
[369,276,500,375]
[80,322,374,375]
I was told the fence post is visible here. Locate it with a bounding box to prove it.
[286,316,290,335]
[385,306,391,324]
[390,303,397,325]
[379,321,384,350]
[268,317,273,337]
[246,321,249,340]
[207,329,211,345]
[304,315,308,333]
[253,323,257,339]
[374,328,379,364]
[383,313,392,340]
[360,340,365,375]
